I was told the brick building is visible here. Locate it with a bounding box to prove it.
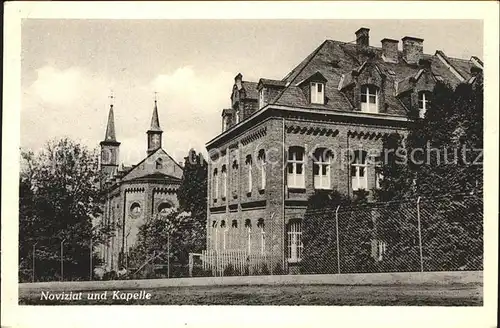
[98,100,183,272]
[205,27,483,272]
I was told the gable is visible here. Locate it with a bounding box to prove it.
[121,149,183,182]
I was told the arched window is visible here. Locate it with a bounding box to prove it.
[231,219,238,228]
[245,155,253,193]
[351,150,368,190]
[361,85,379,113]
[221,165,227,199]
[287,146,305,188]
[220,220,226,228]
[258,149,266,190]
[129,202,141,218]
[158,202,173,216]
[313,148,332,189]
[287,219,303,263]
[374,155,383,190]
[231,160,239,197]
[418,91,431,118]
[257,218,265,255]
[245,219,252,254]
[155,158,163,169]
[213,168,219,199]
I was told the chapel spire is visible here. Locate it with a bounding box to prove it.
[150,94,162,132]
[147,93,163,155]
[104,104,117,141]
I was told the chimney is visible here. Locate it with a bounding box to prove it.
[355,27,370,47]
[402,36,424,64]
[381,38,399,63]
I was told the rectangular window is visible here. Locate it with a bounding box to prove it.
[418,92,430,119]
[259,88,265,109]
[371,239,387,261]
[313,149,332,189]
[246,155,253,193]
[222,116,228,131]
[221,166,227,198]
[287,221,303,263]
[258,150,266,190]
[287,148,305,188]
[375,167,383,189]
[213,169,219,199]
[351,151,368,191]
[310,82,325,104]
[361,85,378,113]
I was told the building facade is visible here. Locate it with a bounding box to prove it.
[98,100,183,272]
[205,27,483,272]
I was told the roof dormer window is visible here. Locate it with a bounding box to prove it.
[361,85,379,113]
[222,116,228,132]
[259,88,265,109]
[311,82,324,104]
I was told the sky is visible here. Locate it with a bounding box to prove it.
[21,19,483,165]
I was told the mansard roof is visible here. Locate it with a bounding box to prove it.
[262,39,480,114]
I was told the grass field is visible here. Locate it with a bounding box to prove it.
[19,283,482,306]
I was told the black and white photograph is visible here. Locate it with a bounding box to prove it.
[2,2,499,328]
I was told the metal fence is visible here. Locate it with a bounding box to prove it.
[301,193,483,274]
[21,194,483,281]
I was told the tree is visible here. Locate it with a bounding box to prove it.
[374,78,484,272]
[19,138,108,281]
[177,149,208,220]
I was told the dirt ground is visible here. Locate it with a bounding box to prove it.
[19,283,482,306]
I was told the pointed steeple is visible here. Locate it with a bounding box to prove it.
[104,104,117,141]
[147,95,163,155]
[149,99,162,132]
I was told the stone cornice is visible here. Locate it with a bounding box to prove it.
[206,105,409,149]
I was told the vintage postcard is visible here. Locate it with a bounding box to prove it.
[2,1,499,328]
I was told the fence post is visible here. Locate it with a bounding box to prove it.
[32,242,38,283]
[416,196,424,272]
[167,231,170,279]
[60,239,66,281]
[89,237,93,281]
[335,205,341,274]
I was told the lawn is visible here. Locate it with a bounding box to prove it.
[19,283,482,306]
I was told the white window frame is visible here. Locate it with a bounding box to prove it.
[246,156,252,193]
[245,220,252,254]
[258,150,266,190]
[259,88,265,109]
[351,151,368,191]
[310,82,325,104]
[222,116,228,131]
[235,110,240,124]
[375,166,383,189]
[418,91,430,118]
[287,220,303,263]
[361,85,379,113]
[221,165,227,198]
[287,148,305,188]
[313,149,332,189]
[213,169,219,199]
[257,219,265,255]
